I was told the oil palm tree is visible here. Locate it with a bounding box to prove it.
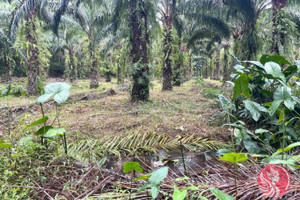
[111,0,157,101]
[0,2,15,81]
[224,0,270,61]
[53,0,112,88]
[9,0,53,95]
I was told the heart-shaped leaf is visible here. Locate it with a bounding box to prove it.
[44,128,66,138]
[264,62,286,82]
[123,162,143,173]
[36,82,71,104]
[244,100,267,121]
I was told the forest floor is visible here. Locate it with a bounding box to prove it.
[0,78,230,143]
[3,78,299,199]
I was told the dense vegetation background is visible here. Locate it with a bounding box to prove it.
[0,0,300,199]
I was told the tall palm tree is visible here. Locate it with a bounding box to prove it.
[224,0,270,61]
[53,0,112,88]
[270,0,299,57]
[0,2,15,81]
[111,0,157,101]
[9,0,53,95]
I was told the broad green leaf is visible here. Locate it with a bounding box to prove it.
[148,167,169,186]
[273,86,295,110]
[1,84,11,96]
[234,65,245,72]
[34,126,53,135]
[209,187,234,200]
[36,82,71,104]
[123,162,143,173]
[260,55,291,65]
[269,159,295,166]
[36,93,53,104]
[218,152,248,164]
[264,62,286,82]
[137,167,169,194]
[151,185,159,199]
[25,116,49,129]
[243,139,261,154]
[246,61,264,69]
[173,187,187,200]
[273,142,300,156]
[269,100,282,116]
[43,128,66,138]
[244,100,267,121]
[233,73,250,99]
[219,94,236,112]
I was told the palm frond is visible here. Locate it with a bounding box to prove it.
[10,0,35,39]
[52,0,70,35]
[67,132,227,160]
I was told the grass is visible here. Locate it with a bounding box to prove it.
[1,78,230,144]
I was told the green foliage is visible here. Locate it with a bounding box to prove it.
[218,152,248,164]
[232,73,250,99]
[24,116,49,129]
[243,100,267,121]
[1,84,11,96]
[36,82,71,104]
[123,162,143,173]
[0,139,11,149]
[223,55,300,154]
[137,167,169,199]
[209,187,234,200]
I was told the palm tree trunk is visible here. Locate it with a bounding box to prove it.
[26,17,40,96]
[89,42,99,89]
[162,17,173,91]
[215,50,221,80]
[271,0,288,55]
[105,63,111,82]
[130,0,150,101]
[3,52,11,82]
[117,64,121,84]
[209,59,213,80]
[67,47,76,83]
[223,50,230,81]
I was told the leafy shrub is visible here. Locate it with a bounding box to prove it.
[223,55,300,154]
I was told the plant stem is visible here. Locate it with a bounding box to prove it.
[56,103,67,155]
[129,171,133,200]
[7,98,11,145]
[234,163,238,199]
[227,113,236,151]
[282,109,286,161]
[40,103,47,147]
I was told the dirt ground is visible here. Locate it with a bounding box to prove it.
[0,78,230,144]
